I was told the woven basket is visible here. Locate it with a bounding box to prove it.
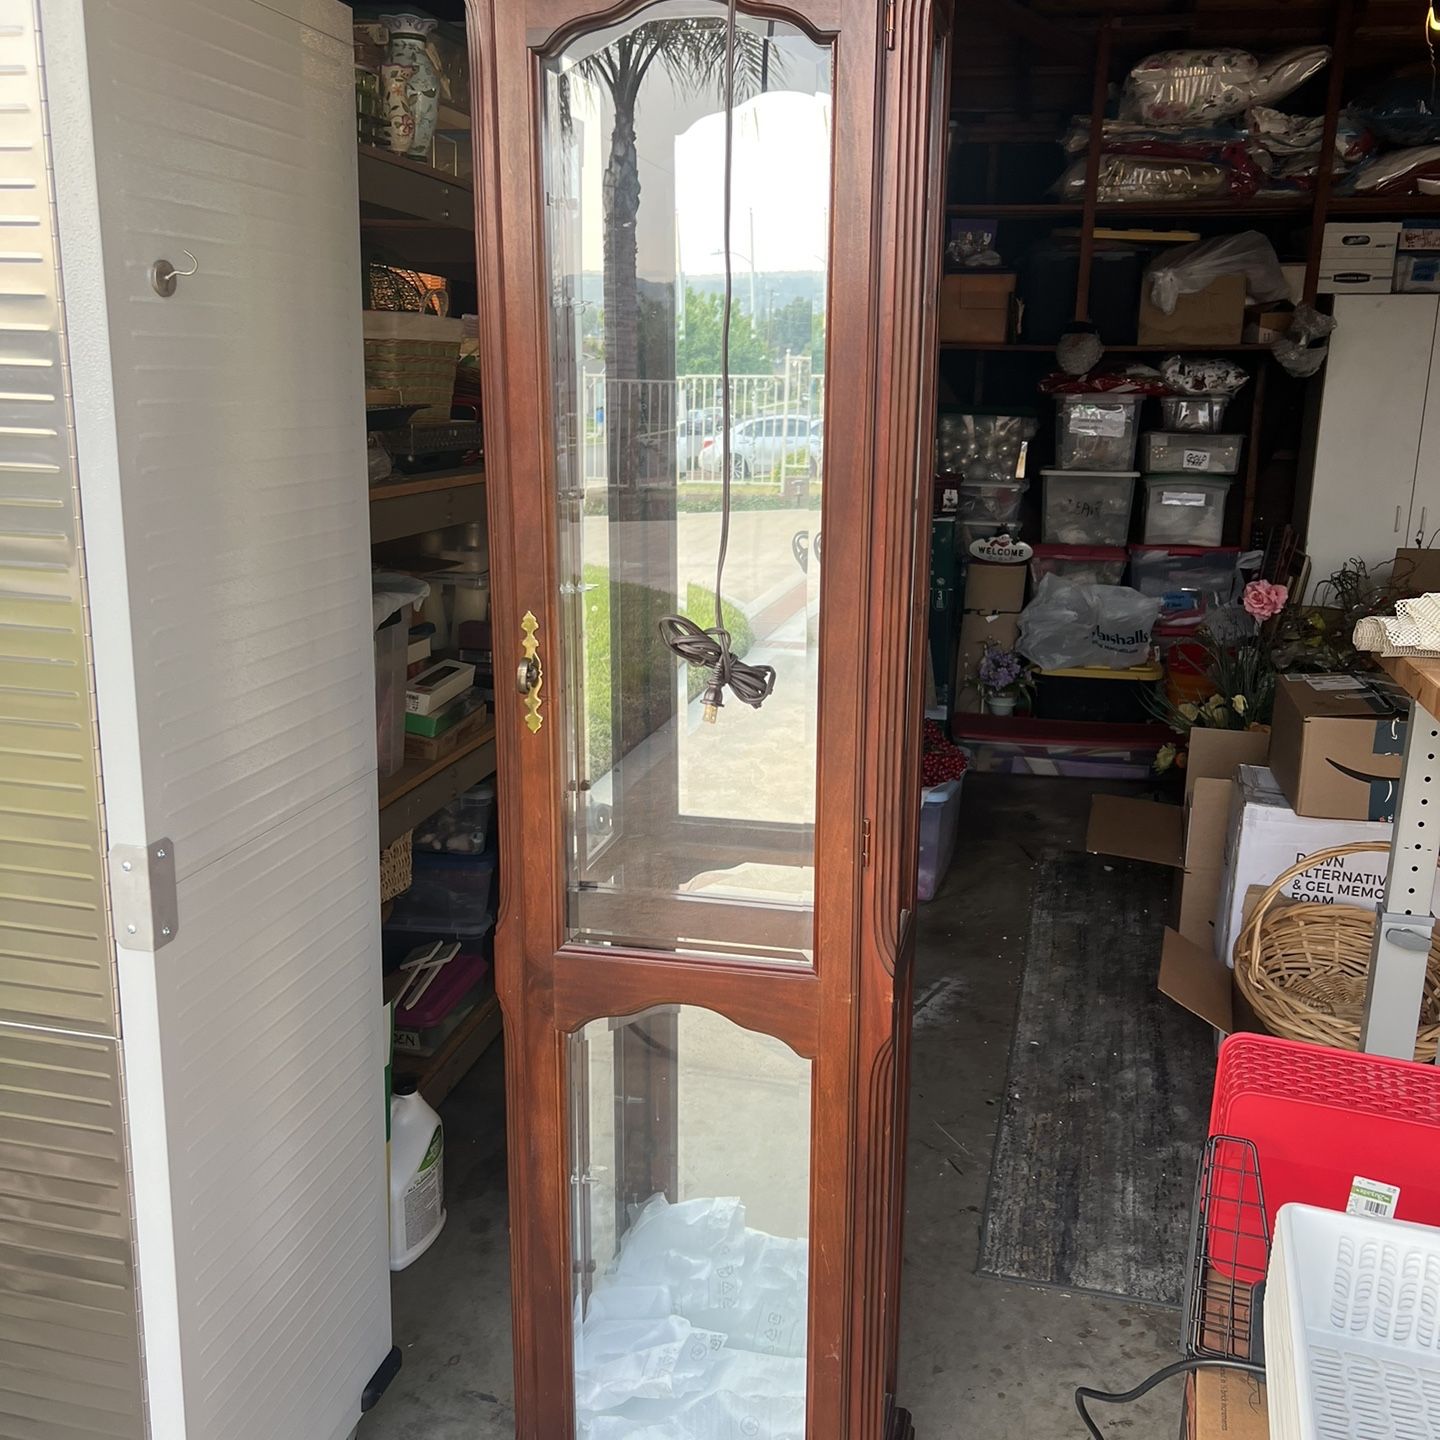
[1234,841,1440,1062]
[363,310,463,421]
[380,829,413,904]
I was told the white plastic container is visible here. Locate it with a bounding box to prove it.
[1266,1203,1440,1440]
[1054,393,1141,471]
[956,480,1026,524]
[917,777,965,903]
[1142,476,1232,546]
[390,1076,446,1270]
[1040,468,1138,546]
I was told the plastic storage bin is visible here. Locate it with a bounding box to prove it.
[412,846,499,916]
[1266,1204,1440,1440]
[917,778,964,902]
[956,480,1026,524]
[1040,468,1138,545]
[1028,544,1128,587]
[1142,476,1232,546]
[1032,662,1164,724]
[1159,395,1230,433]
[1129,545,1244,627]
[1141,431,1243,475]
[935,408,1036,480]
[374,614,407,779]
[1209,1033,1440,1234]
[1054,393,1141,471]
[414,778,496,854]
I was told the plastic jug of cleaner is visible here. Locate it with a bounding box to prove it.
[389,1075,446,1270]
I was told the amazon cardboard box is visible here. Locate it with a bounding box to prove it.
[1185,1367,1268,1440]
[953,562,1027,714]
[1270,673,1408,821]
[1086,728,1272,956]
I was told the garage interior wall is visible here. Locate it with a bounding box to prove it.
[0,5,146,1435]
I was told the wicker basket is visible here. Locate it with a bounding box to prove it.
[363,310,463,422]
[1234,841,1440,1061]
[380,829,413,904]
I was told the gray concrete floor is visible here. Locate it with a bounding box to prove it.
[363,773,1189,1439]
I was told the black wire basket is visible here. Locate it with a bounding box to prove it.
[1181,1134,1271,1366]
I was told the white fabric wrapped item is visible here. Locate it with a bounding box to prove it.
[1146,232,1290,316]
[1353,593,1440,658]
[1121,46,1330,125]
[575,1195,812,1439]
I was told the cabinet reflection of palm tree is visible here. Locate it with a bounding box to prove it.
[564,18,776,767]
[561,18,782,1280]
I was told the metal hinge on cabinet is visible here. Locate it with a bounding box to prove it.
[108,838,179,951]
[862,818,872,867]
[885,0,896,49]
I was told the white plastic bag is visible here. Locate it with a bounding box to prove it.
[1145,231,1290,316]
[1122,46,1329,125]
[1017,575,1161,671]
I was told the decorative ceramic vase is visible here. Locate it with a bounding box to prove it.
[985,693,1017,716]
[380,14,439,161]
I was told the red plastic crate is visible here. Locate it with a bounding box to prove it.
[1210,1034,1440,1232]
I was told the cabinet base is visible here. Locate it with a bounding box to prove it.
[885,1402,915,1440]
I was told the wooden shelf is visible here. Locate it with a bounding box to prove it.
[394,991,502,1107]
[359,144,473,191]
[379,723,496,848]
[939,341,1277,354]
[370,466,485,543]
[948,202,1082,218]
[1326,195,1440,218]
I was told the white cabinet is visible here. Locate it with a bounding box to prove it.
[1303,294,1440,598]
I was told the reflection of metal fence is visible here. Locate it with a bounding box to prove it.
[581,355,825,489]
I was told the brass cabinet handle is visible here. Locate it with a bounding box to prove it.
[519,611,544,733]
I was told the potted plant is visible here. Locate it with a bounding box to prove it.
[977,642,1034,717]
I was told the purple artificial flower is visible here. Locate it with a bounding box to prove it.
[978,644,1025,693]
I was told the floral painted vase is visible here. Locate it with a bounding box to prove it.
[380,14,439,161]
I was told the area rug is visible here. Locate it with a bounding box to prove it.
[977,851,1215,1306]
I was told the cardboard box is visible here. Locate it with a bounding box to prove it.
[1086,728,1272,954]
[1185,1366,1268,1440]
[1243,309,1294,345]
[939,271,1016,344]
[1395,546,1440,594]
[1213,764,1440,969]
[951,562,1027,713]
[1270,674,1407,821]
[1318,267,1395,295]
[1395,254,1440,294]
[1138,273,1245,347]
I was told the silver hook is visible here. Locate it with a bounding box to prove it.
[150,250,198,298]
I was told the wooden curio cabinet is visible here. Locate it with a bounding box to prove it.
[466,1,951,1434]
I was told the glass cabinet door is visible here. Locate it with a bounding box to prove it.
[540,9,832,966]
[471,0,947,1436]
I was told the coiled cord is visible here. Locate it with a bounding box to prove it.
[656,615,776,715]
[1075,1357,1266,1440]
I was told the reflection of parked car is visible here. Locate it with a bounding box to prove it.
[809,418,824,476]
[699,413,813,478]
[676,415,718,472]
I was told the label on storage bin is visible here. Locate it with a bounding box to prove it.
[1161,490,1208,506]
[1071,403,1127,438]
[1346,1176,1400,1220]
[1181,450,1214,472]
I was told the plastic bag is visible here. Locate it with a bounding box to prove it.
[1145,231,1289,316]
[1017,575,1161,671]
[1272,302,1337,379]
[1053,153,1232,203]
[1348,144,1440,194]
[1159,354,1250,397]
[1121,46,1330,126]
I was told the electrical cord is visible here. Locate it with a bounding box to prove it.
[658,0,775,722]
[1075,1358,1266,1440]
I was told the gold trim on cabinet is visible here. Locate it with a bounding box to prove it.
[519,610,544,733]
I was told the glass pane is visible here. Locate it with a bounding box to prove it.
[569,1007,811,1439]
[542,5,832,964]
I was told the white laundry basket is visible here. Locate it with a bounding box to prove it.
[1266,1203,1440,1440]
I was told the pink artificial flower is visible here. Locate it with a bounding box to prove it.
[1242,579,1289,621]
